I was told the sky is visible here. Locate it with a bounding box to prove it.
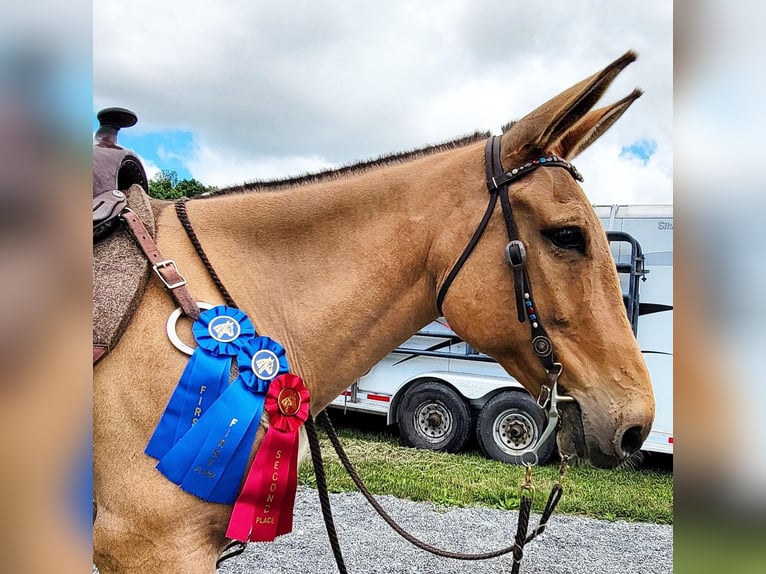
[93,0,672,205]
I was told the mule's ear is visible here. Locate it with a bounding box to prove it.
[551,88,643,160]
[503,50,639,159]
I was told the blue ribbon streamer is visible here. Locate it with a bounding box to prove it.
[155,336,290,503]
[145,306,255,460]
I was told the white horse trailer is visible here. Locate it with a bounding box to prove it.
[597,204,673,455]
[330,204,673,463]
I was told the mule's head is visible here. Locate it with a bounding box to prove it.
[436,51,654,468]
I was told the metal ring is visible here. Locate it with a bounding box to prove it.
[166,302,215,355]
[548,362,564,378]
[532,335,553,357]
[520,450,539,467]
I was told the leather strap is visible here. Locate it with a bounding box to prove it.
[120,210,201,320]
[490,136,527,322]
[435,192,498,313]
[93,344,108,365]
[93,189,128,240]
[488,136,560,372]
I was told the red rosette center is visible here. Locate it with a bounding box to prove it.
[277,387,302,416]
[265,374,310,433]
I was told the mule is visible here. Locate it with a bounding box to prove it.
[94,51,654,572]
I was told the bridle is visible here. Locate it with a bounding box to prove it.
[436,135,583,463]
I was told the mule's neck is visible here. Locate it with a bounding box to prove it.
[185,143,483,409]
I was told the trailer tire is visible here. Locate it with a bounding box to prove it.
[396,381,471,453]
[476,391,556,465]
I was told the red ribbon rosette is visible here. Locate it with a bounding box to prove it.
[225,374,310,542]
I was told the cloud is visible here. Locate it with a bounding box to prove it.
[94,0,672,203]
[185,142,335,187]
[580,144,673,205]
[136,154,160,181]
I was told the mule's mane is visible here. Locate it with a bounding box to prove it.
[207,130,490,198]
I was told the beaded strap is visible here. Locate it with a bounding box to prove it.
[489,155,584,192]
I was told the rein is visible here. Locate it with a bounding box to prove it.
[167,136,581,573]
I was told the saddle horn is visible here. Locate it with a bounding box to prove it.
[94,107,138,149]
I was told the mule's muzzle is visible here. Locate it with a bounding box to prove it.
[587,422,650,468]
[557,401,650,469]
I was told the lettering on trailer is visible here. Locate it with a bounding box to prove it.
[657,221,673,230]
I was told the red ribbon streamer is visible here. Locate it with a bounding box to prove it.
[226,373,310,542]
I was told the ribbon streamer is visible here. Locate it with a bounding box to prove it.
[156,336,289,503]
[145,306,255,461]
[226,373,310,542]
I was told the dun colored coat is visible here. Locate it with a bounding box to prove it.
[94,51,654,573]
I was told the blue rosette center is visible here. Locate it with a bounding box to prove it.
[193,306,256,356]
[238,337,290,393]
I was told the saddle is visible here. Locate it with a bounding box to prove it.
[93,183,157,363]
[93,107,156,364]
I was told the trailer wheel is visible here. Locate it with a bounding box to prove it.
[476,391,556,465]
[396,381,471,453]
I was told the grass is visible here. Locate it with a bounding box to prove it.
[298,420,673,525]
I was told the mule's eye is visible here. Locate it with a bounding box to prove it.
[543,227,586,254]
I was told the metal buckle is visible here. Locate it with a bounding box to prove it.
[504,240,527,269]
[153,259,187,289]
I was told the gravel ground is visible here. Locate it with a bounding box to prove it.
[93,486,671,573]
[217,487,673,574]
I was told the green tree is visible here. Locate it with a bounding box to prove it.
[148,169,216,200]
[175,178,212,198]
[148,169,182,199]
[159,168,178,188]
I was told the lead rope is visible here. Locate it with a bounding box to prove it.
[315,409,568,569]
[175,199,568,573]
[305,416,349,573]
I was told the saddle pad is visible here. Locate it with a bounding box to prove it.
[93,184,157,353]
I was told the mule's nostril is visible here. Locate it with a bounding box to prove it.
[620,426,645,457]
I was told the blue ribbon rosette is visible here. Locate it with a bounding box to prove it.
[145,306,256,460]
[156,336,290,503]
